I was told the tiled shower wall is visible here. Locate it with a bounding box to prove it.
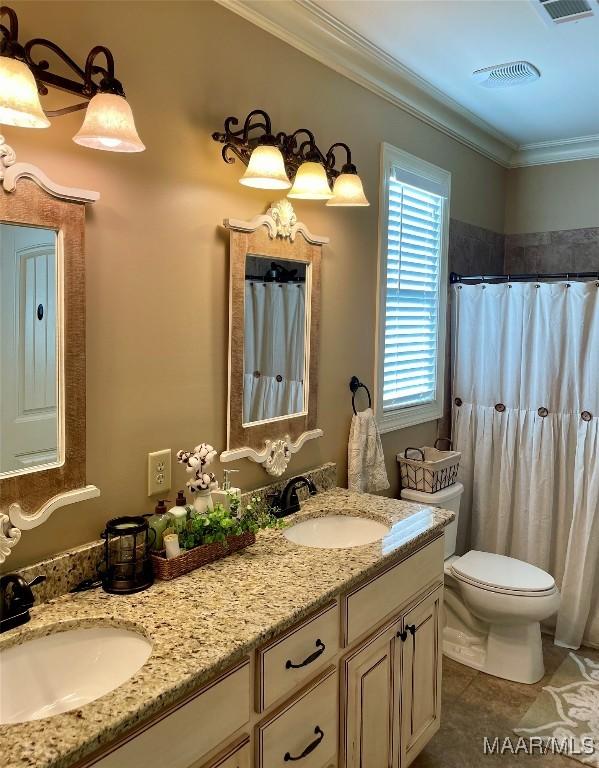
[505,227,599,274]
[448,218,505,277]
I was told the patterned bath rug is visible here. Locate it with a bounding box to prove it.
[515,651,599,766]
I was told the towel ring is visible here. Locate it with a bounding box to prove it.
[349,376,372,415]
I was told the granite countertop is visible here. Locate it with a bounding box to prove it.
[0,489,454,768]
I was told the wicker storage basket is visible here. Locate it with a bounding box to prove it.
[398,438,461,494]
[151,531,256,581]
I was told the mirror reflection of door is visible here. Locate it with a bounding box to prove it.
[0,223,59,475]
[243,254,308,425]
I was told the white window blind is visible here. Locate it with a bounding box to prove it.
[384,176,443,410]
[377,145,450,432]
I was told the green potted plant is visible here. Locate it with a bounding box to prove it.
[151,494,283,580]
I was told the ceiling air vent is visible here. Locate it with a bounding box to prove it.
[534,0,594,24]
[472,61,541,88]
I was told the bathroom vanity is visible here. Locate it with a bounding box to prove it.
[0,490,453,768]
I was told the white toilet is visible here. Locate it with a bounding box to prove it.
[401,482,560,684]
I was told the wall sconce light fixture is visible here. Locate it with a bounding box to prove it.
[212,109,369,207]
[0,5,144,152]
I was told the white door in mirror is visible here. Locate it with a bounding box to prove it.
[0,223,58,475]
[0,626,152,724]
[283,515,390,549]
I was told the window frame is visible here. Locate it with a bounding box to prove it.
[375,143,451,434]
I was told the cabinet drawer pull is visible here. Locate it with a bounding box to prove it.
[284,726,324,761]
[285,639,325,669]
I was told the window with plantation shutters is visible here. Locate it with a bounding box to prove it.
[376,145,450,432]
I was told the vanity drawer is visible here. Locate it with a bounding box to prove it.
[343,536,444,646]
[88,660,250,768]
[256,601,339,711]
[256,667,337,768]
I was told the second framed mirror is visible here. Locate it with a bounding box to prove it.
[221,200,326,476]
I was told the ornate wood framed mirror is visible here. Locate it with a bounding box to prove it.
[0,136,99,564]
[221,200,326,476]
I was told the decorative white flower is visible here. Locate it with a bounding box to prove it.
[177,442,217,476]
[187,472,217,493]
[193,443,217,466]
[187,455,203,472]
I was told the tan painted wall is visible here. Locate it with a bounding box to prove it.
[506,160,599,234]
[4,1,506,570]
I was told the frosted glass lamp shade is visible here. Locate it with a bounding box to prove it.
[73,93,145,152]
[0,56,50,128]
[288,161,332,200]
[327,173,370,206]
[239,145,291,189]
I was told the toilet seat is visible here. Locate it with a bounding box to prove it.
[450,550,556,597]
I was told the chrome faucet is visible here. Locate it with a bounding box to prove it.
[0,573,46,633]
[271,476,317,517]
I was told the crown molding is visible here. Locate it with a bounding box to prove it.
[509,135,599,167]
[216,0,515,167]
[216,0,598,170]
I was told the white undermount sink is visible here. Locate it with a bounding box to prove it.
[283,514,390,549]
[0,626,152,724]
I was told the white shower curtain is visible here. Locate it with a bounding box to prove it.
[452,281,599,649]
[243,281,305,423]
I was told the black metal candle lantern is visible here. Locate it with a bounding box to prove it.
[100,516,154,594]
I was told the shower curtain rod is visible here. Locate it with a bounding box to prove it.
[450,271,599,284]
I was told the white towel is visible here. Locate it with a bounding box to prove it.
[348,407,390,493]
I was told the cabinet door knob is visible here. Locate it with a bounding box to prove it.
[285,639,325,669]
[284,726,324,761]
[396,629,408,642]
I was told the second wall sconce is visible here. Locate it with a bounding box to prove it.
[0,5,144,152]
[212,109,369,207]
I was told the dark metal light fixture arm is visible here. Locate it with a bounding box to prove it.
[212,109,357,182]
[0,5,126,110]
[326,142,355,173]
[0,4,17,45]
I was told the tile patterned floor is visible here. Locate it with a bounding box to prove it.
[412,636,599,767]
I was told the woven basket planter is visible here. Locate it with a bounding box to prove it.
[151,531,256,580]
[398,439,461,494]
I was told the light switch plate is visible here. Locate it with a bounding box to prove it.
[148,449,171,496]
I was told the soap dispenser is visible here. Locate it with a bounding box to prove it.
[168,491,189,534]
[212,469,241,515]
[148,499,171,550]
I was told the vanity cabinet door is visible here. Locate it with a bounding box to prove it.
[397,587,443,767]
[341,621,397,768]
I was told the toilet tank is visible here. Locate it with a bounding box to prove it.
[400,482,463,559]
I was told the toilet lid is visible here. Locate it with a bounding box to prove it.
[451,551,555,595]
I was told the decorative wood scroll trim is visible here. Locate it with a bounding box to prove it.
[0,134,16,178]
[3,163,100,204]
[221,428,324,477]
[9,485,100,532]
[224,199,329,244]
[0,513,21,565]
[0,137,98,202]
